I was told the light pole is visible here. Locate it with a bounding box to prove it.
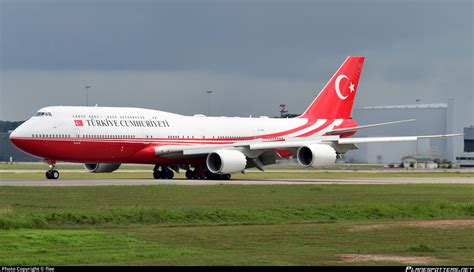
[85,85,91,106]
[416,99,421,156]
[206,90,213,116]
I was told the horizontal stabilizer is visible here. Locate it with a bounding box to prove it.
[327,119,415,135]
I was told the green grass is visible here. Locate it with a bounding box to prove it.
[1,223,473,265]
[0,184,473,265]
[0,229,203,265]
[407,243,436,252]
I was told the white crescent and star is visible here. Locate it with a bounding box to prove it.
[335,74,355,100]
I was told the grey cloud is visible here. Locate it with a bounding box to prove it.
[0,0,472,126]
[0,69,318,121]
[1,0,471,79]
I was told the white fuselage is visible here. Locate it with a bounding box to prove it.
[9,106,348,164]
[12,106,343,142]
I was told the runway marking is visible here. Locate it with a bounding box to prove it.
[0,178,473,186]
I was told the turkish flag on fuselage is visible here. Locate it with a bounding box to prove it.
[74,120,84,126]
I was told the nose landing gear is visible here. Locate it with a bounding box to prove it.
[46,169,59,179]
[45,161,59,180]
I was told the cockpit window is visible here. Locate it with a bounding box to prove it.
[35,112,52,116]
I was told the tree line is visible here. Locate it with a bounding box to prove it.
[0,121,24,133]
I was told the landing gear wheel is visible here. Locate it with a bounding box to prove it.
[185,170,194,180]
[205,171,229,180]
[205,171,213,180]
[51,170,59,179]
[164,170,174,179]
[46,170,59,180]
[154,168,174,179]
[153,170,161,179]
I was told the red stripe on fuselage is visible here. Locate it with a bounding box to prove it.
[10,138,207,164]
[258,118,317,138]
[9,118,332,164]
[296,119,335,137]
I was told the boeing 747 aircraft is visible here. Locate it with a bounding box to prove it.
[9,56,460,180]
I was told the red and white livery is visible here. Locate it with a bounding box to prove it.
[9,56,460,180]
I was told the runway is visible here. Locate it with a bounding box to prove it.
[0,177,473,186]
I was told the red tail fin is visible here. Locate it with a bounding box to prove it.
[300,56,365,119]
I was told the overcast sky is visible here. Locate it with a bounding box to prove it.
[0,0,472,128]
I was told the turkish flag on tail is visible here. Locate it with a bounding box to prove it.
[300,56,364,120]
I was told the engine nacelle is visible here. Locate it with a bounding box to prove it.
[296,144,337,167]
[206,150,247,174]
[84,163,121,173]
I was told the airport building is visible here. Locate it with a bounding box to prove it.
[344,102,461,164]
[463,126,474,152]
[456,126,474,168]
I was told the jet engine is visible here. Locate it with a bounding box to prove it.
[84,163,121,173]
[296,144,337,167]
[206,150,247,174]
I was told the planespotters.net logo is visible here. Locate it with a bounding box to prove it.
[406,267,474,272]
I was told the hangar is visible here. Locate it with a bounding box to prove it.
[456,126,474,168]
[345,102,459,164]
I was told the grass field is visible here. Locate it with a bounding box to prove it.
[0,184,473,265]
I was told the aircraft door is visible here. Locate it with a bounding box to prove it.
[74,127,81,144]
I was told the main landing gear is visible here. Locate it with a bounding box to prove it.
[45,161,59,180]
[185,166,231,180]
[152,165,232,181]
[205,172,231,180]
[153,165,174,179]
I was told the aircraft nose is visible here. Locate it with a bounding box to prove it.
[9,127,19,139]
[9,127,22,147]
[9,121,36,155]
[9,121,29,146]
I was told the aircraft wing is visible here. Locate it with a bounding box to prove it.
[153,133,462,157]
